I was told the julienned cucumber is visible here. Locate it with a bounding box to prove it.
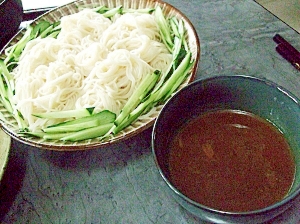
[113,70,160,127]
[33,107,95,119]
[25,110,116,141]
[25,122,114,141]
[43,109,116,133]
[60,123,113,141]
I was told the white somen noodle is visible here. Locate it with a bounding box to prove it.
[12,9,172,131]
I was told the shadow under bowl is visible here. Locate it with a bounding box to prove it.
[152,75,300,224]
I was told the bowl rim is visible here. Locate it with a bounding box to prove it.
[0,0,200,151]
[152,74,300,216]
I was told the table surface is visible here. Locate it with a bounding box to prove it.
[254,0,300,33]
[1,0,300,223]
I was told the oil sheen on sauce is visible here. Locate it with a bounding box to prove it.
[168,109,295,212]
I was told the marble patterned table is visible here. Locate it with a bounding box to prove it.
[1,0,300,223]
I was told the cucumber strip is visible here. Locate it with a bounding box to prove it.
[0,66,26,129]
[24,111,116,140]
[114,70,160,126]
[170,17,180,37]
[43,110,116,133]
[122,8,155,14]
[0,61,27,130]
[93,5,154,16]
[0,60,13,81]
[171,19,185,68]
[40,22,61,38]
[101,6,122,18]
[39,25,55,38]
[155,6,173,52]
[33,107,95,119]
[39,21,61,38]
[0,72,8,101]
[23,123,114,141]
[0,74,13,114]
[31,21,51,39]
[112,91,157,135]
[183,33,189,52]
[0,60,14,101]
[93,5,109,13]
[4,21,59,65]
[4,25,33,64]
[22,131,69,140]
[154,51,192,102]
[13,111,28,131]
[110,91,156,135]
[43,119,100,133]
[161,60,194,102]
[61,123,114,141]
[43,132,70,140]
[111,110,141,135]
[151,17,186,94]
[47,30,61,38]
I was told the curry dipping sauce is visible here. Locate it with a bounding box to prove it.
[168,109,295,212]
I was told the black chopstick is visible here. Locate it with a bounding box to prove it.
[276,43,300,71]
[273,34,300,71]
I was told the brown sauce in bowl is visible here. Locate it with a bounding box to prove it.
[168,109,295,212]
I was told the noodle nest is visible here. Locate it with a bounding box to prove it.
[13,9,173,131]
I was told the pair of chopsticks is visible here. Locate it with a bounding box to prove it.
[273,34,300,71]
